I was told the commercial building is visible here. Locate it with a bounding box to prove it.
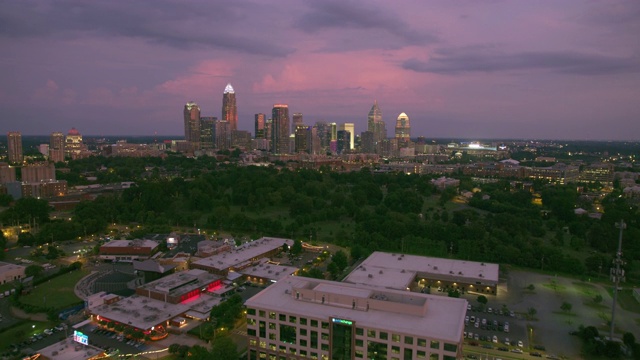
[395,113,411,144]
[7,131,23,164]
[65,128,87,159]
[222,83,238,131]
[99,239,159,262]
[367,101,387,154]
[20,180,67,198]
[0,163,16,184]
[135,269,223,304]
[271,105,290,155]
[340,123,355,150]
[21,163,56,182]
[245,276,466,360]
[344,252,500,295]
[191,237,292,276]
[255,113,266,139]
[49,131,66,162]
[0,261,26,284]
[184,102,201,150]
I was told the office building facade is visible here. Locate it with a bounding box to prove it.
[222,83,238,131]
[255,113,266,139]
[271,105,290,155]
[49,132,65,162]
[395,113,411,144]
[245,276,465,360]
[7,132,23,164]
[183,102,201,150]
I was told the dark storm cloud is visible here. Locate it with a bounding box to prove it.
[403,47,640,75]
[0,0,293,57]
[294,1,438,47]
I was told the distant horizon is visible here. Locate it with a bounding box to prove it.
[1,2,639,140]
[4,133,639,143]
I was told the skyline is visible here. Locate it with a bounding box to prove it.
[1,1,640,140]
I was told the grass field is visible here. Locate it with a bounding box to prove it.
[612,288,640,314]
[0,320,57,351]
[19,269,88,309]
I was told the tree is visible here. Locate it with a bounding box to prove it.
[448,289,460,298]
[290,240,303,256]
[476,295,488,306]
[623,332,636,348]
[331,250,348,272]
[561,301,572,313]
[25,264,45,278]
[210,335,239,360]
[527,284,535,291]
[593,294,603,304]
[528,307,537,318]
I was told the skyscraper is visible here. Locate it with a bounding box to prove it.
[292,112,303,134]
[184,102,201,150]
[214,120,230,149]
[49,132,65,162]
[255,113,266,139]
[200,116,216,149]
[271,104,290,154]
[395,112,411,144]
[222,83,238,131]
[294,125,310,153]
[340,123,355,150]
[367,101,387,153]
[337,130,350,154]
[7,132,23,164]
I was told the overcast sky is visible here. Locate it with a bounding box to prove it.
[1,0,639,140]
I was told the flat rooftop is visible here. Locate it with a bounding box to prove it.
[344,252,499,289]
[0,261,25,272]
[137,269,221,295]
[245,276,467,343]
[101,239,158,249]
[37,338,105,360]
[240,259,298,282]
[192,237,293,271]
[91,295,190,330]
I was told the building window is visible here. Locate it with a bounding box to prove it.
[250,339,257,346]
[321,322,329,330]
[248,318,256,325]
[321,343,329,351]
[417,338,426,347]
[248,308,256,316]
[444,356,456,360]
[404,348,412,360]
[300,339,307,347]
[259,341,266,349]
[279,345,286,353]
[355,350,363,358]
[380,332,388,340]
[259,310,266,317]
[300,318,307,326]
[356,339,364,347]
[367,330,376,338]
[417,350,426,358]
[391,346,400,354]
[404,336,413,345]
[269,344,276,351]
[269,333,276,340]
[289,316,297,324]
[367,341,387,360]
[311,331,318,348]
[269,322,276,330]
[429,354,438,360]
[311,320,318,327]
[248,329,257,336]
[443,343,457,352]
[259,321,266,338]
[392,334,400,343]
[279,314,286,321]
[300,329,307,336]
[430,341,440,350]
[269,312,276,319]
[321,333,329,340]
[279,325,297,344]
[355,328,364,336]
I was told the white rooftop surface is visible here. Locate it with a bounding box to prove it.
[92,295,189,330]
[139,268,218,294]
[246,276,467,343]
[37,338,104,360]
[240,259,298,281]
[345,252,499,287]
[0,261,25,272]
[343,265,416,290]
[193,237,293,270]
[101,239,158,248]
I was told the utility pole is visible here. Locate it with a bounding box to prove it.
[610,220,626,341]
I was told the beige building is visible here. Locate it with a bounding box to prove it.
[245,276,466,360]
[0,261,26,284]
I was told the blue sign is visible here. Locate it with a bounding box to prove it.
[332,318,353,326]
[74,330,88,345]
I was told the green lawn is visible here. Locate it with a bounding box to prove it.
[0,320,58,351]
[610,287,640,314]
[20,269,88,309]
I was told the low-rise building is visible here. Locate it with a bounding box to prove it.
[245,276,466,360]
[99,239,159,262]
[135,269,222,304]
[0,261,26,284]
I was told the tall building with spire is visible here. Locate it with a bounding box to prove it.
[222,83,238,131]
[184,101,201,150]
[271,104,290,154]
[367,101,386,153]
[395,112,411,144]
[7,131,23,164]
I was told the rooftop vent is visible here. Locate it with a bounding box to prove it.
[479,274,483,277]
[379,270,383,274]
[433,266,438,270]
[368,274,373,278]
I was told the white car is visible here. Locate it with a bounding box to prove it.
[475,321,479,328]
[518,340,524,347]
[468,332,473,339]
[492,335,498,343]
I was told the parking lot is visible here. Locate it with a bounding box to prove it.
[463,303,528,354]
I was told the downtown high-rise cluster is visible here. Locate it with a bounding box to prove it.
[183,85,413,157]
